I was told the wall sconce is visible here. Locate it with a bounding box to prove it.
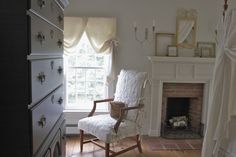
[133,20,156,44]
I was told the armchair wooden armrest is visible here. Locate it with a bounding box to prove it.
[114,104,144,133]
[88,98,114,117]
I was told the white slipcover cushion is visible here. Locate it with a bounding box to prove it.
[114,69,147,121]
[78,114,139,143]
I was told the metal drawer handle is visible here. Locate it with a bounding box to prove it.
[62,135,66,140]
[50,30,54,39]
[37,72,46,84]
[38,115,46,128]
[58,97,63,105]
[57,39,63,48]
[57,66,63,74]
[50,61,54,70]
[58,15,63,23]
[38,0,46,8]
[37,32,45,44]
[51,95,54,104]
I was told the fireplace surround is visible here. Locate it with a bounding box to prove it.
[148,56,215,136]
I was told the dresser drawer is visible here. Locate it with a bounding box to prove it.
[49,1,64,29]
[29,12,63,55]
[31,85,64,154]
[30,0,64,29]
[31,58,63,103]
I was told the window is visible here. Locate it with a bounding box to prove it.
[65,32,108,111]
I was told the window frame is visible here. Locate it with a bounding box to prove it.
[64,32,109,112]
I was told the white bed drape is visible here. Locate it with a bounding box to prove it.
[64,17,118,84]
[202,8,236,157]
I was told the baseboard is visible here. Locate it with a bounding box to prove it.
[149,129,160,137]
[66,126,79,135]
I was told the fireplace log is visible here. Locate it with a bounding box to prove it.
[169,116,188,128]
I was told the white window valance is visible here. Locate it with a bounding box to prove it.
[64,17,117,55]
[64,17,118,84]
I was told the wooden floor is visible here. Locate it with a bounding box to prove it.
[66,135,201,157]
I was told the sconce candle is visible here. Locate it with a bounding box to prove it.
[133,21,156,44]
[133,22,137,29]
[152,20,156,32]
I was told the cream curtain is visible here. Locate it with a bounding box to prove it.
[64,17,87,55]
[64,17,118,84]
[86,17,117,53]
[202,8,236,157]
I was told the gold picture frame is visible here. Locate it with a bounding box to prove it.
[155,33,176,56]
[167,45,178,57]
[197,41,216,58]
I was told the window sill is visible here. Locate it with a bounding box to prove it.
[63,109,109,113]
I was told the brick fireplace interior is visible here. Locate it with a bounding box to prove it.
[161,83,204,139]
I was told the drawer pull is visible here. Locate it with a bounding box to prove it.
[38,0,46,8]
[57,66,63,74]
[58,97,63,105]
[51,95,55,104]
[38,115,46,128]
[37,72,46,84]
[62,135,66,140]
[58,15,63,23]
[50,61,54,70]
[37,32,45,44]
[50,30,54,39]
[57,39,63,48]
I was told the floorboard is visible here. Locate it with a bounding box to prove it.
[66,135,201,157]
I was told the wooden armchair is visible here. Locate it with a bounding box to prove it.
[78,69,147,157]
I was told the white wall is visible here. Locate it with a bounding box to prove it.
[64,0,236,140]
[65,0,224,72]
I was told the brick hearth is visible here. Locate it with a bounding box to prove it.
[161,83,204,133]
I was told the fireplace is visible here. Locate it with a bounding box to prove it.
[161,83,203,139]
[148,56,215,137]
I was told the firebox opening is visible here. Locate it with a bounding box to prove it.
[166,97,190,128]
[161,97,202,139]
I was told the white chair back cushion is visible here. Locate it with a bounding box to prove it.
[114,69,147,121]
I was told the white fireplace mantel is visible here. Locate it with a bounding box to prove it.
[147,56,215,136]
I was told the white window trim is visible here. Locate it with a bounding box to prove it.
[64,33,110,112]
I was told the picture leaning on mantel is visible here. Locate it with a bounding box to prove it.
[167,45,178,57]
[197,41,216,58]
[155,32,176,56]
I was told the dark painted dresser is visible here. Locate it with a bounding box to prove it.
[0,0,68,156]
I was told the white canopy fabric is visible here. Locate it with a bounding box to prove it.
[64,17,118,84]
[202,8,236,157]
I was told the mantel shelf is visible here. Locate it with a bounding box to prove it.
[147,56,215,63]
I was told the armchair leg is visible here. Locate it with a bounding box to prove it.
[137,135,142,153]
[105,143,110,157]
[80,130,84,152]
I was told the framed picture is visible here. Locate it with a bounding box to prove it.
[155,33,175,56]
[167,45,178,56]
[197,42,216,57]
